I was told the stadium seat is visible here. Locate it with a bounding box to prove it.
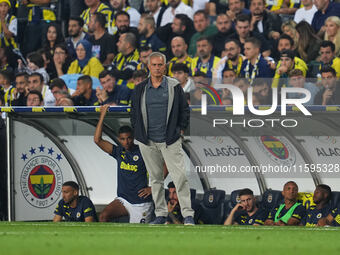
[260,189,283,212]
[224,199,233,217]
[198,189,226,224]
[230,189,243,206]
[330,192,340,209]
[224,189,243,217]
[190,189,197,202]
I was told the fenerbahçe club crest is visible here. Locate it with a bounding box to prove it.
[20,145,63,208]
[256,135,296,166]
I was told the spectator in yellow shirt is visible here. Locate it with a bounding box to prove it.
[67,40,104,78]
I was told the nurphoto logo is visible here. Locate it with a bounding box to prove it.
[201,85,312,128]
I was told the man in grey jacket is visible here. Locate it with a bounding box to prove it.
[130,52,194,225]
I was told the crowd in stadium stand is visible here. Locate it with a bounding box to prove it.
[0,0,339,107]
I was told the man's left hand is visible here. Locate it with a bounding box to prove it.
[138,187,151,198]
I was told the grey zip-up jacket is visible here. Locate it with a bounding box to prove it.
[130,76,189,145]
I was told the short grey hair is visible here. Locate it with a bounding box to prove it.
[148,52,166,65]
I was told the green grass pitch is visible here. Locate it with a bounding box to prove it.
[0,222,340,255]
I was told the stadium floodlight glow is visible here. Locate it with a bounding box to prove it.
[201,85,312,116]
